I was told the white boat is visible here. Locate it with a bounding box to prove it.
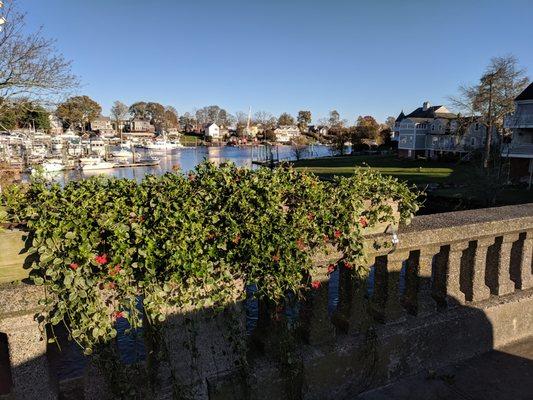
[82,161,115,171]
[32,160,65,174]
[51,137,63,152]
[142,140,179,151]
[137,155,161,166]
[111,146,133,158]
[79,156,103,166]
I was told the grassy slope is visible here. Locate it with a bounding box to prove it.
[292,155,470,185]
[293,154,533,205]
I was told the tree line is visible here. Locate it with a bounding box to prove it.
[0,0,529,163]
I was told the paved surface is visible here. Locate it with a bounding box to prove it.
[356,337,533,400]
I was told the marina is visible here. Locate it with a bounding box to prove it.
[0,131,332,184]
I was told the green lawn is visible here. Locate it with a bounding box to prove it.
[180,134,203,146]
[293,154,533,206]
[293,155,470,185]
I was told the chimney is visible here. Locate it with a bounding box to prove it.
[423,101,430,111]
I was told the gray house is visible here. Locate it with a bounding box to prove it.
[502,82,533,185]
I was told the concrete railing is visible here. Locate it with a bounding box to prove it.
[1,204,532,399]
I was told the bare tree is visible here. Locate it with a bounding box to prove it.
[449,55,529,168]
[0,0,77,104]
[110,101,129,136]
[291,135,309,161]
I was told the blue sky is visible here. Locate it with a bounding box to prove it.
[21,0,533,123]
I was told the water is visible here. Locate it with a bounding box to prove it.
[27,144,333,185]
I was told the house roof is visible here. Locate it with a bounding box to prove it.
[406,105,456,119]
[515,82,533,101]
[396,111,406,122]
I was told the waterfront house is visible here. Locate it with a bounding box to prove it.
[502,82,533,185]
[204,123,221,140]
[48,115,64,135]
[274,125,300,143]
[89,116,114,137]
[128,118,156,134]
[397,102,457,158]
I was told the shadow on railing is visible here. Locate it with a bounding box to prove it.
[1,204,532,399]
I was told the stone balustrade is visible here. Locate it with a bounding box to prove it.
[0,203,532,399]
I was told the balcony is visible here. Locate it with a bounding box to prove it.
[502,143,533,158]
[504,114,533,129]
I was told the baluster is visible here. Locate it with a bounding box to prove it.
[445,242,469,306]
[385,251,409,322]
[307,266,335,345]
[517,231,533,290]
[471,237,492,302]
[417,246,439,315]
[343,256,374,334]
[369,255,387,323]
[495,233,519,295]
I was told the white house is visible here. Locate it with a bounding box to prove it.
[274,125,300,143]
[48,115,63,135]
[502,82,533,185]
[204,123,221,140]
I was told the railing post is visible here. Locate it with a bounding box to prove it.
[417,247,438,315]
[518,231,533,290]
[471,237,492,302]
[385,251,408,323]
[307,265,335,345]
[445,242,468,306]
[496,234,519,296]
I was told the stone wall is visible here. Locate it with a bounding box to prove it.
[0,203,532,399]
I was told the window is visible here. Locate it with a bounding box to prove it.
[471,138,476,146]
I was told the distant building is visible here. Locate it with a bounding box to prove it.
[397,102,457,158]
[48,115,63,135]
[274,125,300,143]
[308,125,329,136]
[502,82,533,184]
[128,119,155,133]
[204,123,221,140]
[89,116,114,137]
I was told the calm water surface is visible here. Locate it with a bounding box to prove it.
[30,144,333,185]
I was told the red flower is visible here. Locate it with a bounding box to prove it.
[296,239,306,251]
[343,260,352,270]
[113,311,124,320]
[359,217,368,228]
[311,281,321,290]
[95,254,108,265]
[307,212,315,221]
[69,263,79,271]
[272,254,280,263]
[334,230,342,239]
[327,264,335,274]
